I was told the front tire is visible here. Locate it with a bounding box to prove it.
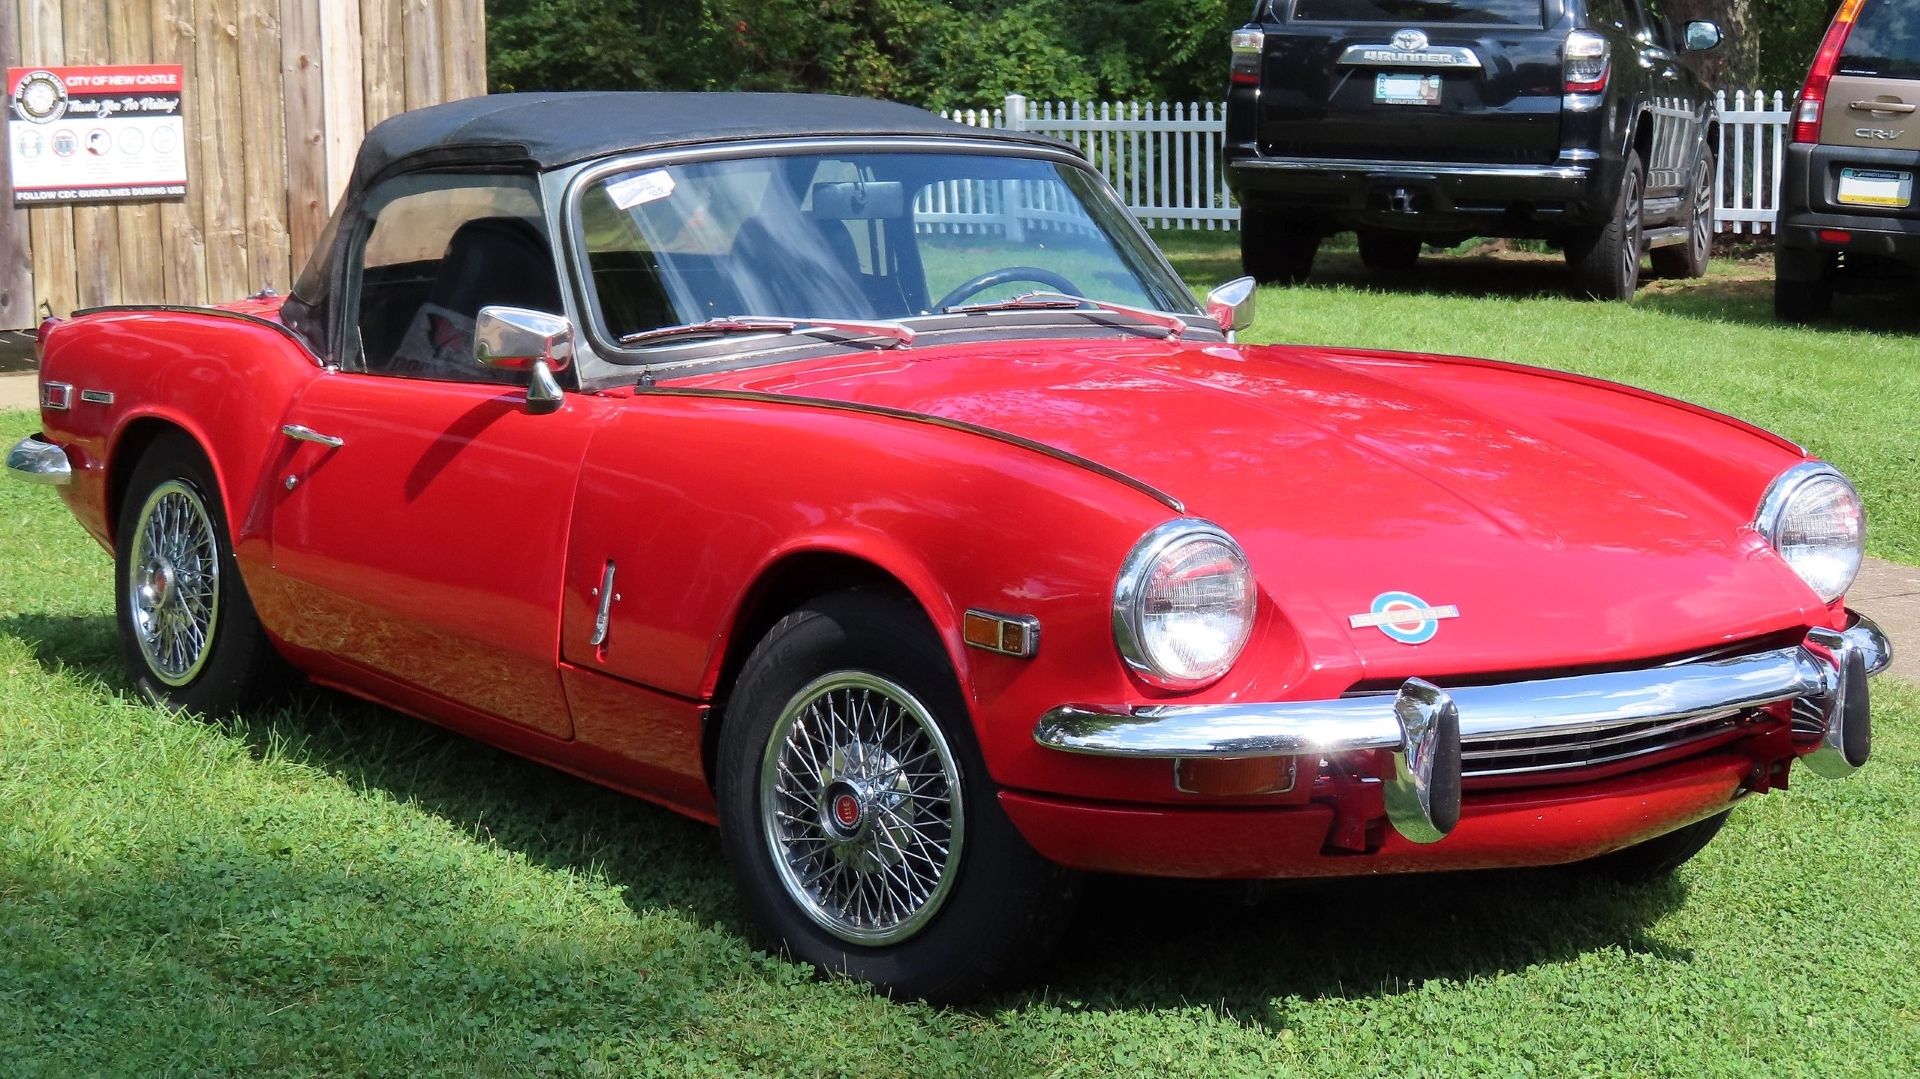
[716,591,1080,1002]
[114,432,287,714]
[1567,150,1647,301]
[1581,811,1730,883]
[1651,145,1715,280]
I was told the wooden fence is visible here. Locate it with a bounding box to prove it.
[948,92,1798,236]
[1,0,486,327]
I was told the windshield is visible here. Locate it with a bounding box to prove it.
[1290,0,1545,26]
[575,150,1198,347]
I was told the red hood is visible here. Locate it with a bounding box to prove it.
[697,338,1821,679]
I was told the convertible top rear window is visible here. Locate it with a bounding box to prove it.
[1291,0,1546,26]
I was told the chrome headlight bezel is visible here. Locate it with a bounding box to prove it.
[1754,461,1866,604]
[1112,518,1256,690]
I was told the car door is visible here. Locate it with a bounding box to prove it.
[1630,0,1699,198]
[266,171,613,739]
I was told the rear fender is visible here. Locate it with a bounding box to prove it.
[37,309,321,566]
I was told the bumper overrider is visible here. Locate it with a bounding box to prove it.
[1035,614,1892,846]
[5,433,71,486]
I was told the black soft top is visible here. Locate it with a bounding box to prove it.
[350,91,1065,185]
[284,92,1078,349]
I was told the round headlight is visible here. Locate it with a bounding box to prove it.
[1755,462,1865,604]
[1113,520,1256,689]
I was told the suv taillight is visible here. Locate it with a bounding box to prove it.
[1563,30,1610,94]
[1795,0,1868,143]
[1230,28,1264,87]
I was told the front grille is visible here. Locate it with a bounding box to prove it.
[1462,709,1745,779]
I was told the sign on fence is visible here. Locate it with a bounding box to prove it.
[948,91,1795,235]
[7,65,187,205]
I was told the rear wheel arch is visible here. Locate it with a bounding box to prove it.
[701,550,963,791]
[108,417,214,548]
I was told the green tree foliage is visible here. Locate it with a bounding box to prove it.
[488,0,1243,107]
[486,0,1835,107]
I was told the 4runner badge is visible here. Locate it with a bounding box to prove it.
[1350,592,1460,645]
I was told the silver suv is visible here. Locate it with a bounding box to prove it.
[1776,0,1920,321]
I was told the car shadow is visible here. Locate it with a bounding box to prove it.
[2,612,1692,1026]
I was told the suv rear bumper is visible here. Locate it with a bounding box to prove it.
[1225,153,1597,232]
[1777,142,1920,267]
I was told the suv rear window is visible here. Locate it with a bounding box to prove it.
[1291,0,1546,26]
[1840,0,1920,80]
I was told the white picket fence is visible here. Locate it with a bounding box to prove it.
[944,91,1796,235]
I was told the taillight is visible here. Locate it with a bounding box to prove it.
[1563,30,1610,94]
[1795,0,1869,143]
[1230,28,1264,87]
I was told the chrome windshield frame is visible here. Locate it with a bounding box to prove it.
[552,135,1202,388]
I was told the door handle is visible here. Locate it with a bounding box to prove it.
[1849,100,1916,114]
[281,424,344,448]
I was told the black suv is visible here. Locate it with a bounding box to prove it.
[1775,0,1919,322]
[1223,1,1723,300]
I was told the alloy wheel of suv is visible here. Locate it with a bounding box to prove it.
[1652,146,1715,280]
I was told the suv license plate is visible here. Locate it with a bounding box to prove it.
[1375,73,1441,106]
[1837,168,1913,208]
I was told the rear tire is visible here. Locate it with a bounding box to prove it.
[114,432,289,714]
[1775,252,1837,322]
[715,590,1080,1003]
[1358,230,1423,273]
[1241,206,1320,285]
[1581,811,1730,883]
[1567,150,1647,301]
[1651,145,1714,280]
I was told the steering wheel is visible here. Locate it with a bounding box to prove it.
[933,266,1084,312]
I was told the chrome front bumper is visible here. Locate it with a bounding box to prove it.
[1035,614,1893,846]
[5,433,71,486]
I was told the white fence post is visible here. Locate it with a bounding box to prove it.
[944,94,1791,234]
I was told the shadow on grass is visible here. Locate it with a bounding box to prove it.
[4,613,1691,1027]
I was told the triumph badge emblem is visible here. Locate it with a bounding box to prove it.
[1350,591,1460,645]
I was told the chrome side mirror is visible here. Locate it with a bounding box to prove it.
[1206,276,1258,337]
[475,306,573,415]
[1683,20,1722,53]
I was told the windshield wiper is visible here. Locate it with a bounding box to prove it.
[619,315,915,349]
[943,291,1193,339]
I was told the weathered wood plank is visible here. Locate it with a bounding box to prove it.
[316,0,362,218]
[106,0,164,309]
[237,0,289,293]
[279,0,326,274]
[401,0,441,111]
[62,0,122,308]
[195,0,249,303]
[22,0,75,318]
[359,0,404,128]
[438,0,484,101]
[0,0,36,327]
[149,0,208,306]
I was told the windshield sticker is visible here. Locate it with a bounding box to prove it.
[607,169,675,209]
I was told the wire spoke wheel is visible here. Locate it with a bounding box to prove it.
[760,671,965,946]
[127,479,221,687]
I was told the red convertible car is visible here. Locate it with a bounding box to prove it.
[7,93,1891,1001]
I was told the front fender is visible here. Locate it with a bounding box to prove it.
[558,393,1179,795]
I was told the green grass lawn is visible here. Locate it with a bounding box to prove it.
[3,254,1919,1074]
[1155,230,1920,565]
